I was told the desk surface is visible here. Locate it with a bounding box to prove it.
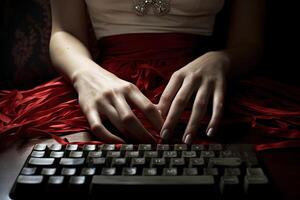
[1,132,300,200]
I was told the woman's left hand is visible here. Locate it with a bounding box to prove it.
[157,51,230,144]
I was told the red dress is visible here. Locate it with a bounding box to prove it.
[0,33,299,150]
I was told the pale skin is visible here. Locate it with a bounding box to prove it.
[50,0,265,144]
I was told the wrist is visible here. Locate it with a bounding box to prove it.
[200,51,231,76]
[72,67,117,91]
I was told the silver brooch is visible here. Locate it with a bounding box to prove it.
[133,0,171,16]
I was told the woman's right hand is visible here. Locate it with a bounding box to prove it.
[73,68,164,143]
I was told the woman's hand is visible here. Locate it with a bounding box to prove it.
[157,51,230,144]
[73,67,164,144]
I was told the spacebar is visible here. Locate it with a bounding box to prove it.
[91,175,214,185]
[91,175,216,198]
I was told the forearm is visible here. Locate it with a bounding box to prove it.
[49,31,113,84]
[217,0,265,79]
[217,44,263,79]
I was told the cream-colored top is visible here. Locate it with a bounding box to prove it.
[85,0,224,39]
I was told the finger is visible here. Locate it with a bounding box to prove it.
[97,99,125,134]
[85,107,125,143]
[182,83,212,144]
[160,78,196,140]
[157,72,184,117]
[127,88,164,132]
[113,96,156,143]
[206,80,225,137]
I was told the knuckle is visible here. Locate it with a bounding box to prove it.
[195,99,206,109]
[101,90,114,99]
[216,102,224,110]
[188,73,200,83]
[95,97,105,106]
[144,103,157,113]
[120,113,135,124]
[81,104,94,113]
[91,123,103,132]
[172,71,184,80]
[160,95,171,104]
[95,99,108,110]
[175,97,187,106]
[206,78,215,86]
[218,94,225,102]
[78,99,86,109]
[122,83,136,92]
[168,114,178,122]
[78,95,85,103]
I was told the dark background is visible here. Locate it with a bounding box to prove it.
[0,0,299,90]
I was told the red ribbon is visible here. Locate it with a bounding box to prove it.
[1,33,299,151]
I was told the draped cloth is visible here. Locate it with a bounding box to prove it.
[0,33,299,151]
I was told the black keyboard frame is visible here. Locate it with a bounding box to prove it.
[9,143,279,200]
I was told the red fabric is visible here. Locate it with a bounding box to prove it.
[0,33,299,150]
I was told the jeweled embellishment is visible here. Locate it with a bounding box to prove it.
[133,0,171,16]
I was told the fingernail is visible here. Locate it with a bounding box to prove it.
[184,134,192,144]
[207,128,214,137]
[161,129,169,140]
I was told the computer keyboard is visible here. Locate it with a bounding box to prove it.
[10,143,273,200]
